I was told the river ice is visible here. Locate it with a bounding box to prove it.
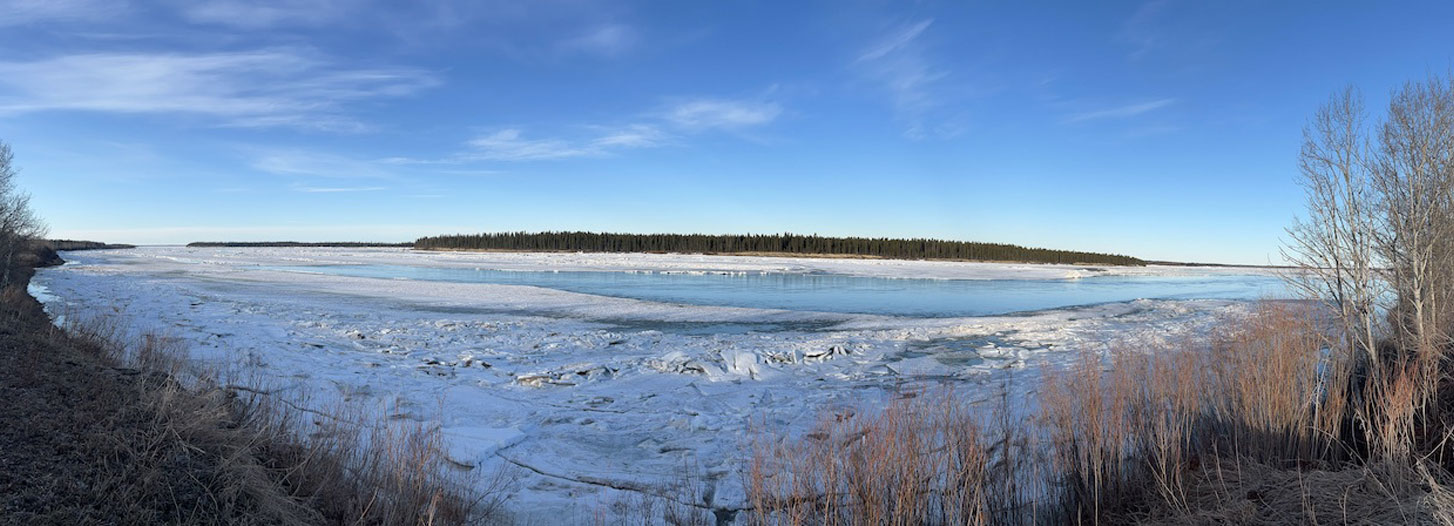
[30,247,1284,523]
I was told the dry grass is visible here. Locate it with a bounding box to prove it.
[1,294,313,524]
[744,390,1019,525]
[745,301,1454,525]
[1038,301,1341,522]
[1152,458,1454,525]
[27,298,509,525]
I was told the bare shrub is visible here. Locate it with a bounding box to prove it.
[0,140,46,288]
[1286,74,1454,465]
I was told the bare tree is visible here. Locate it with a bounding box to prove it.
[1283,87,1385,367]
[1287,75,1454,459]
[1373,75,1454,365]
[0,140,47,288]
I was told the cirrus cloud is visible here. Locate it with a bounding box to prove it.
[1065,98,1176,123]
[665,99,781,130]
[854,19,953,139]
[460,96,781,162]
[0,0,127,26]
[0,50,437,131]
[464,124,669,161]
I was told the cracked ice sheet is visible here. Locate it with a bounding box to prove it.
[31,247,1271,522]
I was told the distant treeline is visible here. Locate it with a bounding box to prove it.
[413,232,1145,266]
[186,242,412,248]
[45,239,136,251]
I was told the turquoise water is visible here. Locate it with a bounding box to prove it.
[269,264,1288,318]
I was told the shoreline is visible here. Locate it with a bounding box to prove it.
[411,247,1148,266]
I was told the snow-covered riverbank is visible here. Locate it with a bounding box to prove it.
[32,247,1281,522]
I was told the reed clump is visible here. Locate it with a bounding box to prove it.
[745,392,1001,525]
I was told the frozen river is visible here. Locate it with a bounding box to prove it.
[31,247,1291,523]
[268,263,1286,318]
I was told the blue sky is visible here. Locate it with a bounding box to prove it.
[1,1,1451,264]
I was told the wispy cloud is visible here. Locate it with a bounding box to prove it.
[461,96,778,162]
[174,0,356,29]
[557,24,639,58]
[246,146,509,186]
[371,158,506,177]
[294,185,387,193]
[466,129,595,161]
[252,149,400,178]
[857,19,932,63]
[243,93,779,171]
[0,0,127,26]
[855,19,950,139]
[2,0,357,29]
[52,223,473,245]
[665,99,781,130]
[464,124,668,161]
[587,123,669,148]
[1065,98,1176,123]
[0,50,437,130]
[1119,1,1169,60]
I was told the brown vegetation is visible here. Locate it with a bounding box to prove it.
[0,273,501,524]
[745,302,1454,525]
[745,393,1001,525]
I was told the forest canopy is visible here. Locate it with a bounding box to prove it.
[413,231,1145,266]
